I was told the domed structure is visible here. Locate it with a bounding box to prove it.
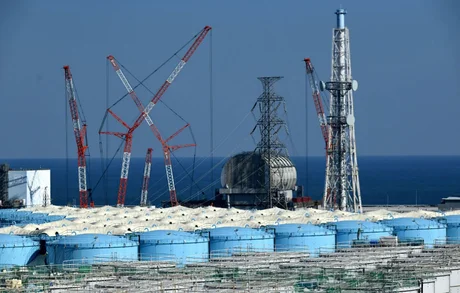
[219,152,297,209]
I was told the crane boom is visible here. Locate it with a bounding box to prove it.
[107,26,211,207]
[144,26,212,116]
[64,65,89,208]
[304,58,329,147]
[140,148,153,206]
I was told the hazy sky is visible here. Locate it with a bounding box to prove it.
[0,0,459,159]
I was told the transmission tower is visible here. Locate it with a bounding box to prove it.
[321,9,362,213]
[250,77,290,208]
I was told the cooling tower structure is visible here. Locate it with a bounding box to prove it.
[219,77,298,209]
[321,9,362,213]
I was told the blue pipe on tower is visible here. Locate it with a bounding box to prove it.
[336,8,347,29]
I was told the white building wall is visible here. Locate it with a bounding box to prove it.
[8,170,51,207]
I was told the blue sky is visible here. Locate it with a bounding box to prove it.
[0,0,459,159]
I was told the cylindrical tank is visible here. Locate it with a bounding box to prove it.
[380,218,446,248]
[138,230,209,265]
[266,224,335,257]
[327,220,393,248]
[206,227,274,257]
[442,215,460,244]
[46,234,138,265]
[0,234,39,267]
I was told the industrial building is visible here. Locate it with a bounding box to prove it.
[216,77,302,210]
[0,163,51,208]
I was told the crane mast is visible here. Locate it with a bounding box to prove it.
[140,148,153,206]
[107,25,211,207]
[304,58,329,148]
[100,108,143,207]
[64,65,89,208]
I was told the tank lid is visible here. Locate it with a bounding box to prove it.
[380,217,446,229]
[50,234,137,248]
[442,215,460,225]
[0,234,38,248]
[139,230,208,244]
[207,227,274,240]
[327,220,392,233]
[266,224,336,236]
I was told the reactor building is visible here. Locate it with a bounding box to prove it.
[217,77,301,210]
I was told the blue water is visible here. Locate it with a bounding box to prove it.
[2,156,459,207]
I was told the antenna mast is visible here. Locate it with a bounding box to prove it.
[322,9,362,212]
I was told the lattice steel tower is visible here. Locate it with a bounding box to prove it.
[251,76,290,208]
[322,9,362,213]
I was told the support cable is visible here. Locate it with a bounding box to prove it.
[176,134,255,201]
[65,80,69,205]
[180,148,266,203]
[209,29,214,196]
[98,134,105,204]
[105,60,110,205]
[92,138,125,195]
[305,74,309,197]
[151,108,253,197]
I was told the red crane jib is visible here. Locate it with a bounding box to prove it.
[304,58,329,149]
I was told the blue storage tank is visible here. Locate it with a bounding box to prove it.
[327,220,393,248]
[267,224,336,257]
[206,227,274,257]
[381,218,446,248]
[46,234,138,265]
[442,215,460,244]
[0,234,39,267]
[138,230,208,265]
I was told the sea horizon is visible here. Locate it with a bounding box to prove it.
[1,156,459,208]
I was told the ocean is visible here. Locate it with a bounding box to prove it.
[2,156,460,207]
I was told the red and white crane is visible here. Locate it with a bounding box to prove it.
[304,58,329,149]
[107,25,211,207]
[99,108,144,207]
[140,148,153,206]
[64,65,91,208]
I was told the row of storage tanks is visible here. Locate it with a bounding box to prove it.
[2,214,460,267]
